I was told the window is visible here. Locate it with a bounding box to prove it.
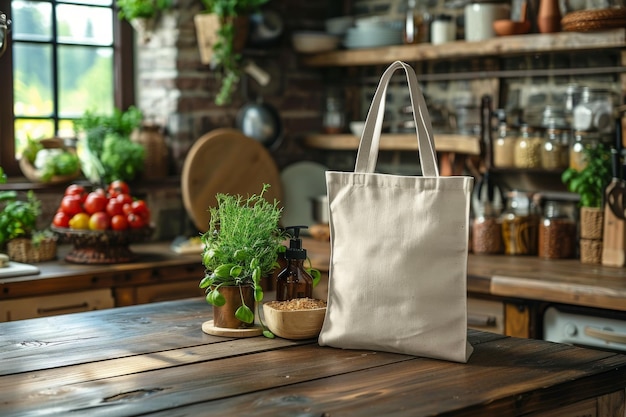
[0,0,134,176]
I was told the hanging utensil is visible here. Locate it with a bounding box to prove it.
[235,61,283,150]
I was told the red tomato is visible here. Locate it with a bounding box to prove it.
[60,195,83,216]
[106,198,124,217]
[108,180,130,198]
[84,192,107,215]
[111,214,129,231]
[127,213,145,229]
[122,203,133,216]
[131,200,150,223]
[116,193,133,205]
[52,211,71,228]
[130,200,148,215]
[64,184,86,199]
[93,187,107,197]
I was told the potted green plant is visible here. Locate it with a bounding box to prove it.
[194,0,268,105]
[0,190,57,263]
[116,0,173,43]
[199,184,285,337]
[561,142,612,264]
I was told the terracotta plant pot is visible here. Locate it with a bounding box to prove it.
[212,284,255,329]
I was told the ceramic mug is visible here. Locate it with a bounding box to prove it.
[464,1,510,41]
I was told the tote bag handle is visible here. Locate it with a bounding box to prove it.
[355,61,439,177]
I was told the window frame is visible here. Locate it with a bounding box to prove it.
[0,0,135,177]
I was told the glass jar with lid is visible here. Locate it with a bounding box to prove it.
[572,87,616,134]
[514,124,543,169]
[493,120,516,168]
[501,191,539,255]
[472,201,503,255]
[538,200,576,259]
[569,131,599,171]
[541,125,569,170]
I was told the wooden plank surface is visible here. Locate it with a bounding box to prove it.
[1,299,625,417]
[303,30,626,67]
[303,133,481,155]
[468,255,626,311]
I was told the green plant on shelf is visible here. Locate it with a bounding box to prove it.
[561,142,612,208]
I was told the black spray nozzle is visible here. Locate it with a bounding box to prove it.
[284,226,308,259]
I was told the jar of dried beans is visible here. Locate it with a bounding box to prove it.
[472,201,503,255]
[538,200,576,259]
[514,124,543,169]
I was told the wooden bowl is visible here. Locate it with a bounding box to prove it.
[263,301,326,340]
[493,19,531,36]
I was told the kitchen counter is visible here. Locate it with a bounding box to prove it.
[302,238,626,311]
[0,242,204,301]
[1,297,625,416]
[2,240,625,331]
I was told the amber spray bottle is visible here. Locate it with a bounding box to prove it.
[275,226,313,301]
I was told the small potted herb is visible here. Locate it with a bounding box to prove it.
[0,190,57,263]
[199,184,285,337]
[561,142,612,263]
[194,0,268,105]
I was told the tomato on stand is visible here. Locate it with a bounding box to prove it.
[60,195,83,216]
[84,192,107,214]
[127,213,145,229]
[108,180,130,198]
[52,211,71,228]
[111,214,129,231]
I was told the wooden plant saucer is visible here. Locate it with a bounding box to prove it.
[201,320,263,338]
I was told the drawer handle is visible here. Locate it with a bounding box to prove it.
[468,313,497,328]
[37,302,89,314]
[584,326,626,345]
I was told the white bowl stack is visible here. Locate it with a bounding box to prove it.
[343,18,403,49]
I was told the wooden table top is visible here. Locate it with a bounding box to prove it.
[1,298,625,416]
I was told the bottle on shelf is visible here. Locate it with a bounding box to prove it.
[404,0,430,44]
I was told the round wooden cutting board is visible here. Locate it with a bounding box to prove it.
[181,128,282,233]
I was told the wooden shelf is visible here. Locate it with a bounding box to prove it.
[303,133,481,155]
[302,29,626,67]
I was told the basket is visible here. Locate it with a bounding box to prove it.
[131,124,169,179]
[19,137,81,184]
[7,237,57,263]
[561,8,626,32]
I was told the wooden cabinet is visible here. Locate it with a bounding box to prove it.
[0,289,114,322]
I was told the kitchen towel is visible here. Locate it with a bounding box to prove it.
[318,61,474,363]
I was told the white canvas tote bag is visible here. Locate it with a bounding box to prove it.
[318,61,474,363]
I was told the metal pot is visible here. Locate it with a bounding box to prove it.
[235,62,283,149]
[311,195,329,224]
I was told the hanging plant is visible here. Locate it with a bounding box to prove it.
[196,0,269,105]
